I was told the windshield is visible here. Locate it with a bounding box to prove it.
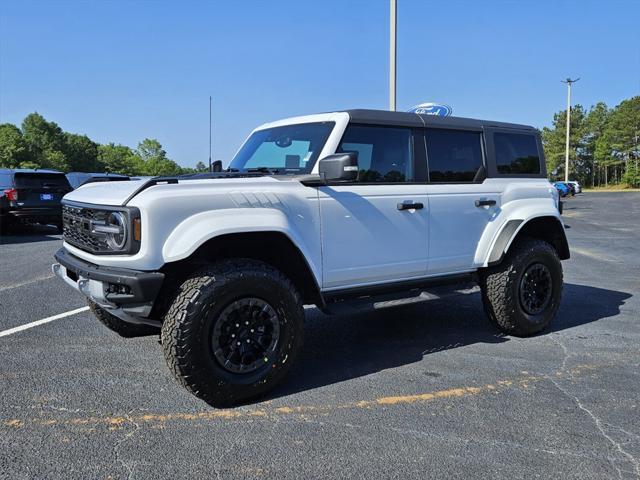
[229,122,334,174]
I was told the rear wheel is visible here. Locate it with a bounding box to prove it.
[88,300,159,338]
[479,238,563,337]
[161,259,304,407]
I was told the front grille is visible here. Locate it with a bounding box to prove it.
[62,204,111,253]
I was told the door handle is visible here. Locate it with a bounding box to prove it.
[397,202,424,211]
[475,199,496,207]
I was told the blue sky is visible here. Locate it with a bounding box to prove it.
[1,0,638,167]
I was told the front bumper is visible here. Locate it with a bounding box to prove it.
[52,248,164,326]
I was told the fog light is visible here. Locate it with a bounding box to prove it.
[107,283,131,295]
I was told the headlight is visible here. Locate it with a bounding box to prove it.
[105,212,127,250]
[91,211,127,250]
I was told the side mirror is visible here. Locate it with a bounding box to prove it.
[211,160,223,172]
[318,152,359,182]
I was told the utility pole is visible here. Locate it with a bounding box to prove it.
[208,96,212,172]
[389,0,397,111]
[561,78,579,182]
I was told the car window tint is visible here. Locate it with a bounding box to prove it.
[14,173,71,190]
[426,129,483,182]
[494,132,540,174]
[337,125,412,182]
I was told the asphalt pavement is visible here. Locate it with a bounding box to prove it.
[1,192,639,479]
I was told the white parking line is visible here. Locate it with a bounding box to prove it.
[0,274,55,292]
[0,306,89,338]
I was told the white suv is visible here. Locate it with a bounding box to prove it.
[53,109,569,406]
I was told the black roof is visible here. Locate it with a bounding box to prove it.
[0,168,64,174]
[343,109,536,132]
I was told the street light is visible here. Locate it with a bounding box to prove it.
[389,0,397,111]
[561,77,580,182]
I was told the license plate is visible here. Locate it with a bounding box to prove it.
[40,193,53,201]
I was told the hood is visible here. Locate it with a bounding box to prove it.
[63,179,147,206]
[62,175,284,207]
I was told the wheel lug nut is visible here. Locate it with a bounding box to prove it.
[250,329,254,333]
[237,342,241,346]
[235,323,239,328]
[231,334,235,338]
[245,321,249,325]
[246,339,250,343]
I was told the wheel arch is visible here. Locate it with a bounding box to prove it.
[487,215,570,266]
[159,230,324,308]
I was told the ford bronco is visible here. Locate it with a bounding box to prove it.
[52,109,568,406]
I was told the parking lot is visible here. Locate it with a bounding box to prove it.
[1,192,639,479]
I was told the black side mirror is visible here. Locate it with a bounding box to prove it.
[318,152,359,182]
[211,160,223,172]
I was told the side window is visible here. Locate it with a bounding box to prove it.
[426,129,484,182]
[0,173,12,188]
[337,125,413,182]
[494,132,541,174]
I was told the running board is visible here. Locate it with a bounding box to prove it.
[322,280,480,315]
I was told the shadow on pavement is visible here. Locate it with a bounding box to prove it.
[0,223,61,245]
[270,283,632,400]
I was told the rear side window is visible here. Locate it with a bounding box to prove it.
[426,129,483,182]
[0,173,12,188]
[494,132,540,174]
[337,125,413,182]
[14,173,71,190]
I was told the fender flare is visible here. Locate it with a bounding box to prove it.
[161,208,322,285]
[486,215,569,266]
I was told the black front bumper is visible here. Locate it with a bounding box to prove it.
[54,248,164,305]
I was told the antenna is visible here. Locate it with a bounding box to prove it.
[208,96,212,172]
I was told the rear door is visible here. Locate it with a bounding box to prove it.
[13,173,72,209]
[424,127,504,275]
[318,124,429,289]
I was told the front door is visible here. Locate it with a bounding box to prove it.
[318,125,429,290]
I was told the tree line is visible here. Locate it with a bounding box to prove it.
[2,99,638,187]
[542,96,639,188]
[0,112,209,176]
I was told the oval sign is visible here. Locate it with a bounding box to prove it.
[407,102,452,117]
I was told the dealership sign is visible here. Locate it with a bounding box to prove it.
[407,102,452,117]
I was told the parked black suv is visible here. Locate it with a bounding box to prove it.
[0,169,72,234]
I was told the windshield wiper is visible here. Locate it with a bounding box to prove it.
[247,167,281,174]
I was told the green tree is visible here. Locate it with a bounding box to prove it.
[582,103,610,186]
[136,138,182,176]
[63,133,100,172]
[41,149,69,171]
[194,161,208,172]
[97,143,141,176]
[21,113,66,167]
[541,105,586,181]
[0,123,29,168]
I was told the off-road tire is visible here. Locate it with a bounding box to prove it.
[161,259,305,407]
[88,300,159,338]
[479,238,563,337]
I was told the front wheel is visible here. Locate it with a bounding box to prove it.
[479,238,563,337]
[161,259,304,407]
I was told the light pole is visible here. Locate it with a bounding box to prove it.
[208,96,212,172]
[561,77,579,182]
[389,0,397,111]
